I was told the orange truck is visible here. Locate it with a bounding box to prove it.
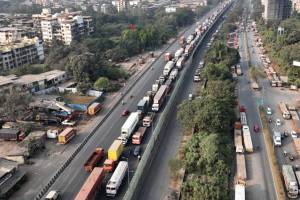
[132,127,147,145]
[87,102,102,116]
[58,127,76,144]
[74,167,105,200]
[103,140,124,172]
[84,148,105,172]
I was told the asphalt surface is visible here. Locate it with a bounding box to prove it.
[135,16,225,200]
[238,30,276,200]
[24,8,223,200]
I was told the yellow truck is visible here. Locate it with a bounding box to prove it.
[104,140,124,172]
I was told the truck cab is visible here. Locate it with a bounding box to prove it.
[104,159,116,172]
[273,131,282,146]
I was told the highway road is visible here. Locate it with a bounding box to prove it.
[30,7,223,200]
[237,18,276,199]
[135,15,225,200]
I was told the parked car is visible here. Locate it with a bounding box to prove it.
[133,146,141,156]
[254,125,260,133]
[122,109,130,116]
[266,107,272,115]
[62,119,76,126]
[291,130,298,138]
[276,119,281,126]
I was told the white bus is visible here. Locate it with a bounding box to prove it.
[106,161,128,197]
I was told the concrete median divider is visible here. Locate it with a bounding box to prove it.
[123,4,232,200]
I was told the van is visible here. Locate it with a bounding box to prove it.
[45,190,59,200]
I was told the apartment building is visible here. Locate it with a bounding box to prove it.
[0,37,44,71]
[292,0,300,12]
[36,9,94,45]
[262,0,292,22]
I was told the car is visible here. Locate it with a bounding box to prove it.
[62,119,76,126]
[266,107,272,115]
[291,130,298,138]
[188,93,193,101]
[45,190,60,200]
[254,125,260,133]
[276,119,281,126]
[122,109,130,116]
[133,146,141,156]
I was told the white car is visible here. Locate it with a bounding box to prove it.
[291,130,298,138]
[62,119,76,126]
[266,107,272,115]
[276,119,281,126]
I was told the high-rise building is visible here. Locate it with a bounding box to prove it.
[262,0,292,22]
[291,0,300,12]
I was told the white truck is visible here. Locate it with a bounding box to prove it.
[152,83,160,93]
[176,57,185,70]
[273,131,282,146]
[186,34,194,44]
[242,125,253,152]
[106,161,128,197]
[120,112,139,144]
[235,184,245,200]
[152,85,168,112]
[174,48,184,59]
[234,129,244,153]
[169,69,179,80]
[282,165,298,199]
[163,61,175,76]
[143,112,155,127]
[240,112,247,125]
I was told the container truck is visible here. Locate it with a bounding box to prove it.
[234,128,244,153]
[236,154,247,185]
[143,91,153,106]
[174,48,184,59]
[293,138,300,156]
[282,165,298,199]
[84,148,105,172]
[74,167,105,200]
[186,34,194,44]
[164,52,173,62]
[279,102,291,119]
[273,131,282,146]
[106,161,128,197]
[0,129,21,141]
[58,127,76,144]
[169,69,178,80]
[104,140,124,172]
[143,112,155,127]
[235,184,245,200]
[132,127,147,145]
[152,85,168,112]
[119,112,139,144]
[240,112,247,125]
[179,36,186,47]
[87,102,102,115]
[163,61,175,76]
[152,83,160,93]
[242,125,253,152]
[137,99,148,116]
[176,57,185,70]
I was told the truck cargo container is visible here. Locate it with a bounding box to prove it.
[143,91,153,106]
[282,165,298,199]
[137,99,148,116]
[292,119,300,134]
[236,154,247,184]
[174,48,184,59]
[84,148,105,172]
[143,112,155,127]
[119,112,139,144]
[0,129,21,141]
[152,85,168,112]
[163,61,175,76]
[242,125,253,152]
[169,69,178,80]
[132,127,147,145]
[58,127,76,144]
[74,167,105,200]
[164,53,173,62]
[152,83,160,93]
[106,161,128,197]
[235,184,245,200]
[104,140,124,172]
[176,57,185,70]
[234,129,244,153]
[279,102,291,119]
[240,112,247,125]
[186,34,194,44]
[87,102,102,115]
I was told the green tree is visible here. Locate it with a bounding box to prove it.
[94,77,109,91]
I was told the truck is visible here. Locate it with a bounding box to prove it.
[152,83,160,93]
[143,91,153,106]
[84,148,105,172]
[179,36,186,47]
[152,85,168,112]
[106,161,128,197]
[0,129,21,141]
[58,127,76,144]
[293,138,300,156]
[236,64,242,75]
[235,184,245,200]
[236,154,247,184]
[74,167,105,200]
[193,74,200,82]
[137,99,148,117]
[87,102,102,115]
[234,128,244,153]
[104,140,124,172]
[164,52,173,62]
[186,34,194,44]
[174,48,184,59]
[132,127,147,144]
[240,112,247,125]
[176,57,185,70]
[143,112,155,127]
[282,165,298,199]
[169,69,179,80]
[163,61,175,76]
[279,102,291,119]
[242,125,253,152]
[273,131,282,146]
[119,112,139,144]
